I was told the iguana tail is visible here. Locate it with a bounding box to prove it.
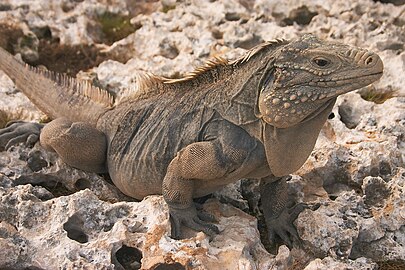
[0,46,114,125]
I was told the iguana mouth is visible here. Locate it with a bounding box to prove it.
[305,71,383,88]
[332,71,383,84]
[290,70,382,126]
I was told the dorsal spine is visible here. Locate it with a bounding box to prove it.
[0,47,114,125]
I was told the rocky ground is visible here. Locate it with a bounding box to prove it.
[0,0,404,269]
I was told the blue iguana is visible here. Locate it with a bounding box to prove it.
[0,34,383,246]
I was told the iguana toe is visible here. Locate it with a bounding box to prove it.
[170,214,182,240]
[169,205,219,240]
[288,202,307,222]
[266,202,307,248]
[187,216,219,238]
[197,211,218,223]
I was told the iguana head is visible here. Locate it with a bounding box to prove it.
[258,34,383,128]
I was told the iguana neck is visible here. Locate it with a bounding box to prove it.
[205,53,276,139]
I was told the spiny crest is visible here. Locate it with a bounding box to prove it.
[117,71,165,102]
[26,64,114,108]
[124,38,289,99]
[134,71,164,91]
[163,56,228,84]
[231,38,288,65]
[161,38,287,85]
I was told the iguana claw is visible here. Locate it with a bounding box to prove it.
[0,121,43,150]
[169,205,219,240]
[266,202,307,248]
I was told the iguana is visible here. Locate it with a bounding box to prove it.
[0,34,383,246]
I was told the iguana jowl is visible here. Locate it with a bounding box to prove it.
[0,34,383,245]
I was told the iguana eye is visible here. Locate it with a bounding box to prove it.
[312,57,330,67]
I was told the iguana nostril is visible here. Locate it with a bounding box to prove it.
[366,56,375,65]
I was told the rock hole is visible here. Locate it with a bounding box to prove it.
[103,206,131,232]
[225,12,241,21]
[358,87,396,104]
[323,169,353,196]
[379,160,392,176]
[328,112,335,119]
[74,178,92,191]
[27,150,48,172]
[0,4,12,11]
[363,177,390,207]
[211,28,223,39]
[63,214,88,243]
[114,245,142,270]
[159,38,179,59]
[97,11,138,45]
[14,175,74,198]
[373,0,405,6]
[0,21,130,76]
[338,104,358,129]
[283,6,318,26]
[32,26,53,40]
[152,263,186,270]
[328,194,338,200]
[33,41,111,76]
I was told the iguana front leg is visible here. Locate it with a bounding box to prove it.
[163,141,225,239]
[0,118,107,173]
[163,135,264,239]
[260,175,305,248]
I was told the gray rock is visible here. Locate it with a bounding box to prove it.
[362,176,391,207]
[0,185,279,269]
[0,0,404,268]
[304,257,378,270]
[296,192,363,259]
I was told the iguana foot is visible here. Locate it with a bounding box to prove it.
[265,202,307,248]
[169,204,219,240]
[0,121,42,150]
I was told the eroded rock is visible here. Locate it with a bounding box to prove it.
[0,0,404,269]
[0,185,279,269]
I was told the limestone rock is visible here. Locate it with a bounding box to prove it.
[296,168,405,262]
[1,143,132,203]
[0,72,43,125]
[0,0,404,269]
[304,257,377,270]
[0,185,278,269]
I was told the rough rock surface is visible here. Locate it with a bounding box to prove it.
[0,0,404,269]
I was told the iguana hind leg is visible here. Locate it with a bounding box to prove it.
[0,121,42,150]
[163,141,224,239]
[0,118,107,173]
[40,118,107,173]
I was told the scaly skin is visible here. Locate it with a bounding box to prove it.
[0,34,383,246]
